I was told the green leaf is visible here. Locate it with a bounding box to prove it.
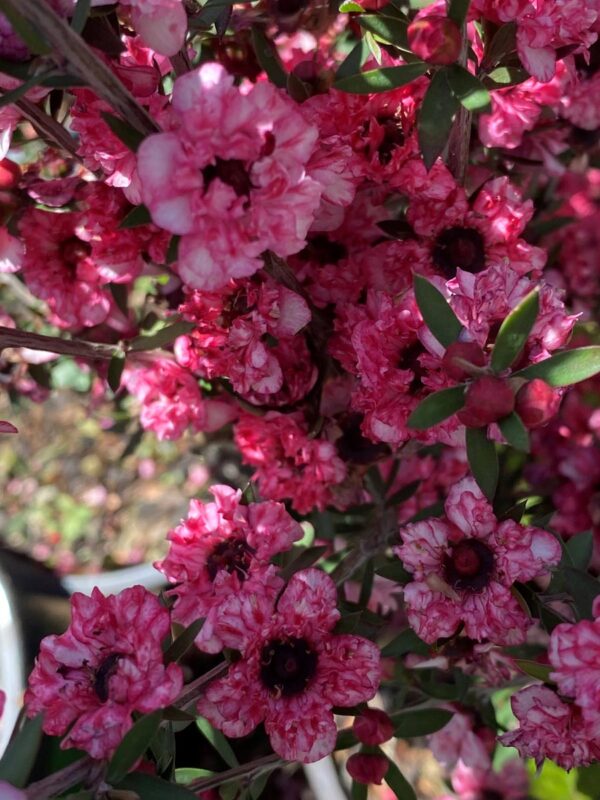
[279,545,328,581]
[565,531,593,571]
[386,480,421,507]
[448,0,470,26]
[0,5,50,54]
[414,274,463,347]
[384,759,417,800]
[176,768,214,784]
[446,64,491,112]
[515,346,600,387]
[0,72,48,109]
[491,289,539,372]
[380,629,430,658]
[107,352,126,393]
[167,235,181,264]
[117,774,199,799]
[129,320,196,351]
[418,68,460,170]
[164,618,205,663]
[375,561,412,584]
[250,770,271,800]
[498,412,530,452]
[514,659,552,683]
[466,427,498,501]
[339,0,364,10]
[352,781,368,800]
[251,26,287,88]
[335,37,370,80]
[107,710,163,784]
[0,714,43,787]
[71,0,91,33]
[483,66,529,88]
[334,62,428,94]
[407,385,466,430]
[393,709,453,738]
[483,21,517,68]
[119,204,152,229]
[564,568,600,620]
[100,112,145,152]
[358,15,409,50]
[335,727,358,750]
[197,718,239,768]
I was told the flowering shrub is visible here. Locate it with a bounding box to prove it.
[0,0,599,798]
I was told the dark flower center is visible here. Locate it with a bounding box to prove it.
[479,792,504,800]
[206,537,255,582]
[260,637,318,697]
[432,226,486,278]
[299,234,348,265]
[203,157,253,198]
[61,237,91,269]
[336,413,390,465]
[375,114,405,166]
[93,653,123,703]
[443,539,495,593]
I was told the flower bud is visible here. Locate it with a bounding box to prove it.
[407,16,462,66]
[353,707,394,746]
[0,158,20,189]
[347,753,389,785]
[442,341,486,382]
[515,379,559,428]
[457,376,515,428]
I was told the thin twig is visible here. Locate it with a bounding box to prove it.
[25,756,92,800]
[0,326,118,360]
[446,26,472,184]
[188,753,282,793]
[12,96,82,162]
[330,506,398,586]
[174,661,229,710]
[1,0,157,135]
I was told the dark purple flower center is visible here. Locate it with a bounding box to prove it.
[443,539,495,593]
[61,237,91,269]
[93,652,123,703]
[203,157,253,198]
[432,226,486,278]
[299,233,348,265]
[206,537,255,582]
[375,114,405,166]
[260,637,318,697]
[336,413,390,465]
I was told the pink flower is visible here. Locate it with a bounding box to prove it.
[123,359,236,441]
[429,709,492,771]
[25,586,183,759]
[196,569,381,763]
[0,783,26,800]
[395,477,561,644]
[137,63,322,290]
[499,685,600,770]
[120,0,187,57]
[234,411,348,513]
[548,597,600,736]
[0,421,17,434]
[155,485,302,652]
[448,759,529,800]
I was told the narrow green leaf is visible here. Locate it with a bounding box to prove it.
[465,427,498,501]
[375,561,412,584]
[176,768,214,784]
[564,568,600,620]
[448,0,470,26]
[335,37,370,80]
[514,659,552,683]
[352,781,368,800]
[71,0,91,33]
[0,5,50,54]
[119,204,152,229]
[498,412,530,452]
[107,352,126,393]
[250,769,271,800]
[117,774,198,799]
[280,545,328,581]
[386,480,421,507]
[483,66,529,88]
[446,64,491,112]
[110,283,128,316]
[0,72,47,109]
[164,618,205,663]
[358,15,409,50]
[0,714,43,787]
[407,385,466,430]
[414,274,463,347]
[393,708,454,738]
[40,73,87,88]
[380,629,430,657]
[100,112,145,152]
[418,68,460,170]
[129,320,196,351]
[197,717,239,768]
[515,346,600,387]
[491,289,539,372]
[167,235,181,264]
[565,531,593,571]
[107,710,163,784]
[335,727,358,750]
[251,26,287,88]
[339,0,364,10]
[384,759,417,800]
[483,21,517,68]
[334,62,428,94]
